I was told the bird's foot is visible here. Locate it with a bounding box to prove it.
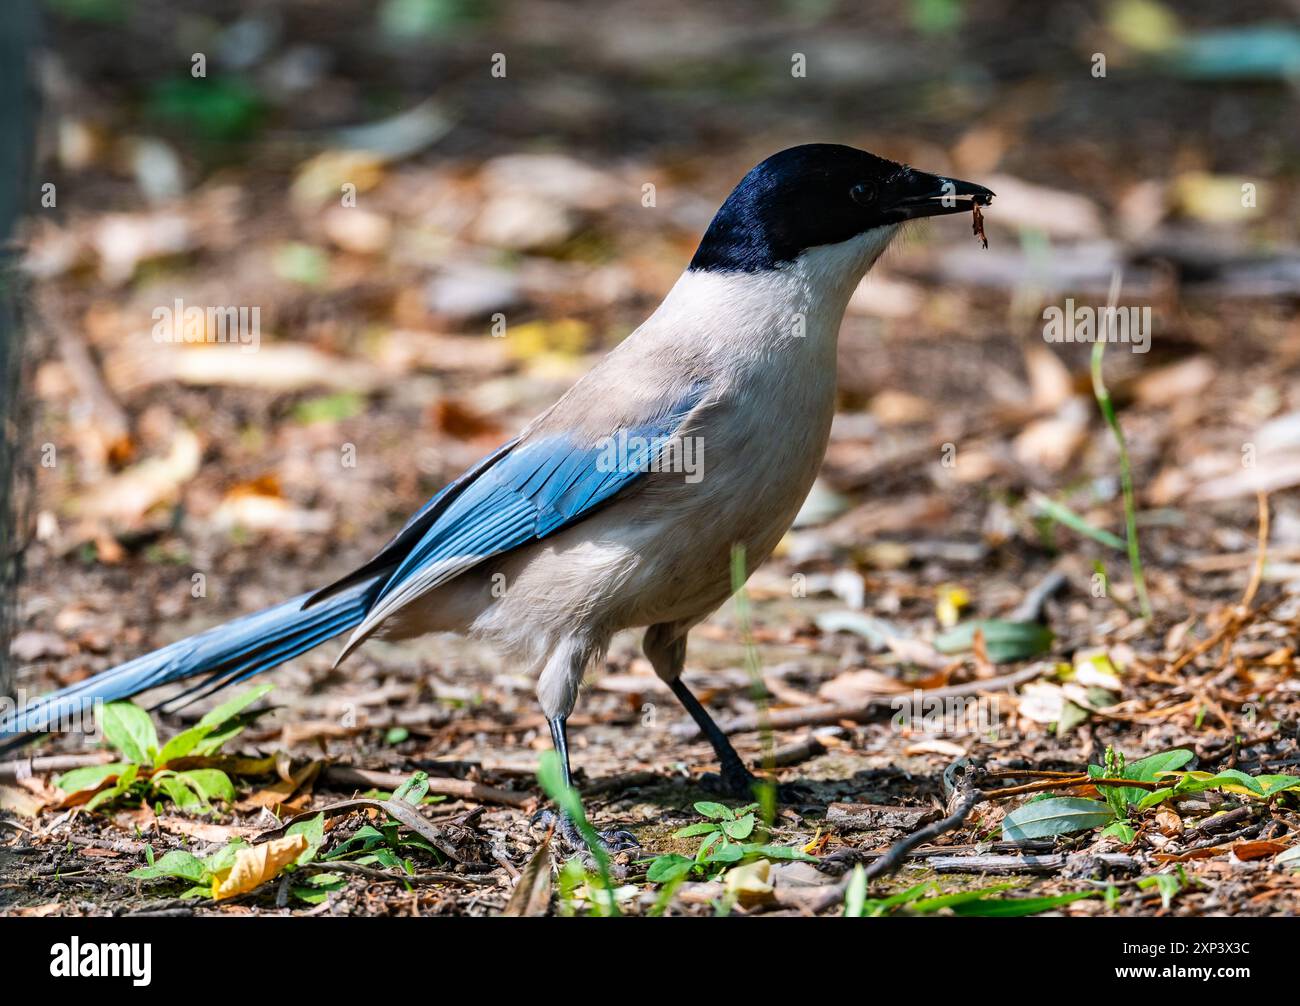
[533,809,641,856]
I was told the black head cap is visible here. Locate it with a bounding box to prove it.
[689,143,993,273]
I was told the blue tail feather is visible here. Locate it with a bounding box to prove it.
[0,580,378,749]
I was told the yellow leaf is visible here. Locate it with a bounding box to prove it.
[211,834,308,900]
[935,584,970,629]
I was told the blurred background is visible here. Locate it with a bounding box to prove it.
[8,0,1300,764]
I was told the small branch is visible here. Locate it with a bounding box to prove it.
[1240,491,1270,612]
[0,751,113,781]
[320,765,531,809]
[864,787,984,882]
[981,775,1164,799]
[810,778,985,913]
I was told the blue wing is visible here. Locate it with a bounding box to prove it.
[336,384,707,658]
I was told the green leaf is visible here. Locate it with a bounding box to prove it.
[1002,797,1114,840]
[1032,496,1127,551]
[391,771,430,806]
[153,773,205,810]
[1126,749,1195,780]
[1176,770,1266,796]
[100,702,158,765]
[933,620,1053,663]
[323,825,386,860]
[190,721,247,758]
[721,814,756,840]
[203,839,250,875]
[673,822,721,839]
[129,850,207,883]
[1136,787,1175,811]
[952,890,1099,916]
[197,684,273,730]
[536,750,616,913]
[738,843,818,862]
[1101,821,1137,843]
[286,813,326,865]
[291,873,347,904]
[147,78,265,142]
[176,769,235,804]
[912,883,1019,913]
[647,854,695,883]
[1256,774,1300,797]
[154,686,270,763]
[1137,873,1182,910]
[85,764,140,810]
[870,882,937,915]
[1094,749,1194,809]
[843,865,867,917]
[56,762,133,795]
[699,843,745,865]
[155,724,214,767]
[693,801,734,821]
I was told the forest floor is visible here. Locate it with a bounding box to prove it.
[3,0,1299,916]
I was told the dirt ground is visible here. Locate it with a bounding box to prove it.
[2,1,1299,916]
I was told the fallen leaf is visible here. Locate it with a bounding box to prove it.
[211,833,308,900]
[1231,840,1289,862]
[502,836,553,917]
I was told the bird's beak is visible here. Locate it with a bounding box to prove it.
[885,168,995,221]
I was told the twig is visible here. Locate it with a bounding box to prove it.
[320,765,531,808]
[1009,569,1069,622]
[810,776,985,913]
[755,734,826,769]
[1240,491,1270,612]
[864,787,984,881]
[0,751,113,781]
[981,775,1164,799]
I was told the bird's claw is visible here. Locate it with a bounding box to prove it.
[533,809,640,856]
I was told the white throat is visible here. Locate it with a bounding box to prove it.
[652,224,900,359]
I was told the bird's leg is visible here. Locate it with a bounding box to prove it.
[668,676,764,797]
[540,715,639,853]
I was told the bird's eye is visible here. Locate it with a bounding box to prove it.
[850,182,877,206]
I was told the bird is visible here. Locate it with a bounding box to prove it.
[2,144,992,846]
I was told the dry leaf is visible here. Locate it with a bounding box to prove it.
[1231,840,1289,862]
[0,784,46,817]
[237,760,323,813]
[211,834,308,900]
[503,836,553,917]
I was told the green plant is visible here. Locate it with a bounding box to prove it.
[536,750,621,917]
[645,800,816,884]
[847,879,1099,917]
[1090,284,1152,620]
[129,812,334,903]
[1001,746,1300,841]
[57,685,274,812]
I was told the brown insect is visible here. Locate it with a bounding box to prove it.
[972,203,988,249]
